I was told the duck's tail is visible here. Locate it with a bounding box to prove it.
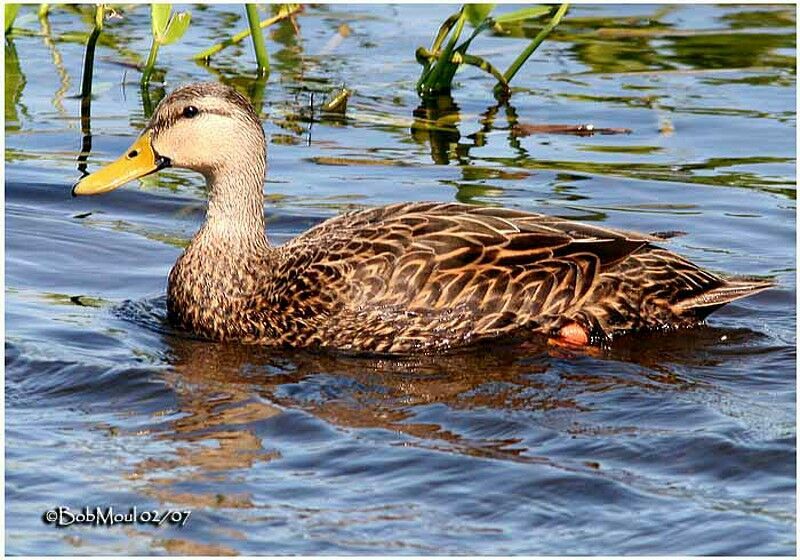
[673,276,775,320]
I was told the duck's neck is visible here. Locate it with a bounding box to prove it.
[195,157,269,254]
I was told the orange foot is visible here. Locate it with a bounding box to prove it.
[546,321,605,358]
[548,321,589,347]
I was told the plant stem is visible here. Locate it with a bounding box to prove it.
[78,4,105,175]
[193,4,298,61]
[495,2,569,98]
[246,4,269,76]
[140,4,160,86]
[141,83,156,118]
[460,53,509,90]
[79,4,104,100]
[438,10,466,67]
[430,12,461,53]
[418,9,466,96]
[417,48,508,91]
[94,3,104,28]
[141,39,160,86]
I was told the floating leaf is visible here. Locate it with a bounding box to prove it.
[161,11,190,45]
[465,3,494,27]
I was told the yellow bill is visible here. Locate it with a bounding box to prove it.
[72,131,168,196]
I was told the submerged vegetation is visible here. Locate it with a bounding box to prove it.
[3,3,795,196]
[3,2,575,176]
[5,3,570,106]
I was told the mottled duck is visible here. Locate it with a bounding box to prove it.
[73,82,773,354]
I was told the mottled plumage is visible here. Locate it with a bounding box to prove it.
[75,82,773,354]
[168,200,772,353]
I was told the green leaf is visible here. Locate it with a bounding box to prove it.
[494,5,552,25]
[161,11,190,45]
[151,3,171,38]
[464,3,494,27]
[5,4,21,34]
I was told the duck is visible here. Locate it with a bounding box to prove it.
[73,82,773,354]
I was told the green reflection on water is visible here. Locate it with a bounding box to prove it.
[3,3,796,203]
[481,155,795,198]
[4,40,26,132]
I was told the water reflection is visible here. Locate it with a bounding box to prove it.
[39,11,71,117]
[128,306,763,484]
[411,95,524,166]
[411,95,461,164]
[106,300,779,540]
[4,39,26,132]
[76,6,105,176]
[555,5,796,74]
[131,342,282,511]
[270,7,305,77]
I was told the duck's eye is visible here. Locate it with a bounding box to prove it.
[182,105,199,118]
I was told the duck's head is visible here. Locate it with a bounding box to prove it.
[73,82,265,196]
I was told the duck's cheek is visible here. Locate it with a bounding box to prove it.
[149,144,196,173]
[178,154,220,175]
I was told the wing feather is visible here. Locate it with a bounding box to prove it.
[275,202,659,349]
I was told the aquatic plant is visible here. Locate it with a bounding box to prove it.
[5,3,21,34]
[416,3,569,100]
[496,3,569,97]
[192,4,301,69]
[79,4,105,102]
[320,87,351,115]
[245,4,269,76]
[77,4,106,175]
[141,3,191,86]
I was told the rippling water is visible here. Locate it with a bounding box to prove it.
[5,3,796,555]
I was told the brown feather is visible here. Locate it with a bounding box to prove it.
[136,83,775,354]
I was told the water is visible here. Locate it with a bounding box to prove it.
[5,3,796,555]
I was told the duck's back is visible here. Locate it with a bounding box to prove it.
[258,202,770,353]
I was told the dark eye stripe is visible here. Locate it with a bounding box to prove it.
[150,107,241,135]
[198,108,233,118]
